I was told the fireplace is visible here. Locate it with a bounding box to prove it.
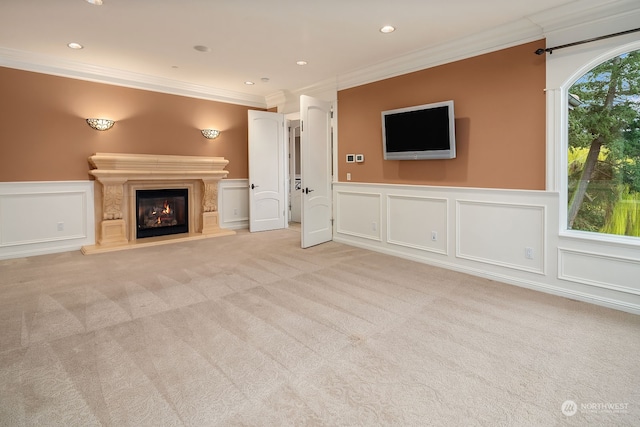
[83,153,235,254]
[136,189,188,238]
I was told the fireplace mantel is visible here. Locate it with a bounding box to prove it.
[88,152,231,176]
[82,153,235,254]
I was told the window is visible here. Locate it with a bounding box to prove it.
[567,49,640,237]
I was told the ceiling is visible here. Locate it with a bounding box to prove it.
[0,0,633,107]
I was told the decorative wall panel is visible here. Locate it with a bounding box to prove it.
[219,179,250,230]
[387,195,448,254]
[559,248,640,296]
[457,200,545,274]
[336,191,381,241]
[0,181,94,259]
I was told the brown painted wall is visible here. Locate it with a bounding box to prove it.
[338,40,546,190]
[0,67,259,182]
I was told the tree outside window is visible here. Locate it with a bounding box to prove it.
[568,50,640,237]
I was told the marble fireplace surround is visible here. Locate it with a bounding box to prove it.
[82,153,235,255]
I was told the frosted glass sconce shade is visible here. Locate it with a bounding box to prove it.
[86,118,115,131]
[201,129,220,139]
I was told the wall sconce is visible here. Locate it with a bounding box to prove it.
[86,118,115,131]
[201,129,220,140]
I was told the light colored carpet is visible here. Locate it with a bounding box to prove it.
[0,228,638,426]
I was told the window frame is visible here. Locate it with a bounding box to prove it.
[556,40,640,247]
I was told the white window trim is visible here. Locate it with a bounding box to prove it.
[553,39,640,247]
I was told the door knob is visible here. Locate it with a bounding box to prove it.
[305,187,314,194]
[251,183,259,189]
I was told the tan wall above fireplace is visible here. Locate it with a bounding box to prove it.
[0,67,261,183]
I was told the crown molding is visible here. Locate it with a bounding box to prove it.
[336,18,544,91]
[528,0,639,34]
[3,0,636,107]
[292,78,338,101]
[0,47,267,108]
[265,78,338,111]
[264,91,288,110]
[336,0,640,92]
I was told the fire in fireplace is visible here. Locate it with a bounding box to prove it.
[136,189,188,238]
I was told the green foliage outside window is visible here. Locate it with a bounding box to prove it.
[568,50,640,237]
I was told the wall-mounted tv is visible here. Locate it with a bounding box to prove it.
[382,100,456,160]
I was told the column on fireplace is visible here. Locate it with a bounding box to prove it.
[201,178,221,234]
[98,178,128,245]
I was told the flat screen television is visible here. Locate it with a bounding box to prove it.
[382,100,456,160]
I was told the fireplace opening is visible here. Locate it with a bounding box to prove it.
[136,189,188,238]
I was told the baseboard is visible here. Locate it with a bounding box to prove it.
[333,235,640,316]
[221,222,249,231]
[0,243,86,260]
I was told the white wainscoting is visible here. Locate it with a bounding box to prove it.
[0,179,248,260]
[335,191,381,241]
[0,181,95,260]
[387,194,447,255]
[456,200,545,274]
[558,248,640,297]
[218,179,249,230]
[333,182,640,314]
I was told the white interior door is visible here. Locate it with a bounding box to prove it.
[300,95,332,248]
[248,110,286,232]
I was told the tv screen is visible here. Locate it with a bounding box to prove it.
[382,100,456,160]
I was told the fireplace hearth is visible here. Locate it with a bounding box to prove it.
[136,189,188,238]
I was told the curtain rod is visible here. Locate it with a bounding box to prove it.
[534,27,640,55]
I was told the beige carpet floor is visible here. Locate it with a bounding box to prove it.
[0,228,638,426]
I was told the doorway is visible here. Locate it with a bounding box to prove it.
[248,96,333,248]
[288,119,301,224]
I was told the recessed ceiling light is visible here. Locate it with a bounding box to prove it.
[85,0,103,4]
[380,25,395,34]
[67,42,83,49]
[296,60,308,66]
[261,77,270,83]
[244,81,255,85]
[193,45,211,53]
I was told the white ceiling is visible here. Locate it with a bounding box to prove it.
[0,0,636,107]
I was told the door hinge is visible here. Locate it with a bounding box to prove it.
[330,218,334,225]
[330,110,334,119]
[301,121,303,132]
